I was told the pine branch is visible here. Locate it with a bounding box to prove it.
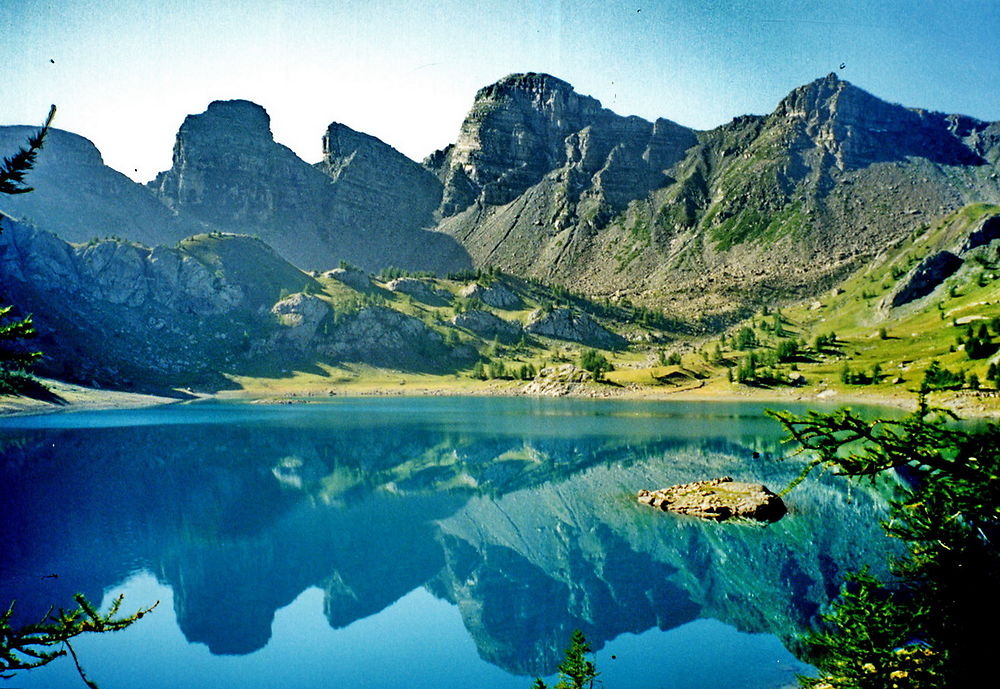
[0,105,56,195]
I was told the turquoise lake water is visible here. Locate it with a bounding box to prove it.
[0,397,899,688]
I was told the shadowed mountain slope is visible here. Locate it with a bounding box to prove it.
[149,100,470,273]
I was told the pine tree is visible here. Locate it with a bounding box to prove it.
[0,306,42,390]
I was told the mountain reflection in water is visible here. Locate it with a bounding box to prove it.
[0,398,899,685]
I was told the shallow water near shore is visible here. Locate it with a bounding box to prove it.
[0,397,900,688]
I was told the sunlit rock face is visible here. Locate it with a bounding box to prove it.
[431,73,696,216]
[525,307,627,349]
[774,73,986,171]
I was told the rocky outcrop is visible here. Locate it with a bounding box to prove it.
[459,281,522,309]
[323,266,372,291]
[385,277,446,303]
[0,218,316,389]
[637,477,787,522]
[323,306,446,368]
[451,309,521,342]
[890,251,964,307]
[272,293,331,349]
[525,308,626,349]
[962,213,1000,253]
[520,364,593,396]
[0,220,262,315]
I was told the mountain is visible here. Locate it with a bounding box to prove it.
[3,72,1000,395]
[427,73,698,272]
[0,127,198,247]
[5,74,996,323]
[435,73,1000,321]
[149,100,470,273]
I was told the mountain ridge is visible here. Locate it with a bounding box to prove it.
[4,72,996,308]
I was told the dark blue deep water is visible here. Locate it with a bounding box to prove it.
[0,397,899,688]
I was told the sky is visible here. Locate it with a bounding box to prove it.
[3,0,999,183]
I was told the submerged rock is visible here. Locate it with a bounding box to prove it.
[637,477,787,522]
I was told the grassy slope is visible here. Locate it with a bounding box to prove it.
[227,270,678,397]
[229,204,1000,419]
[636,204,1000,414]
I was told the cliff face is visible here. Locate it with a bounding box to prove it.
[149,101,470,273]
[150,100,328,243]
[427,73,698,275]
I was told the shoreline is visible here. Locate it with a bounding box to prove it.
[5,376,998,420]
[0,379,191,418]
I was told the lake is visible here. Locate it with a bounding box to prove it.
[0,397,899,689]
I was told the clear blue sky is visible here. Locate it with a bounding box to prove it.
[3,0,998,182]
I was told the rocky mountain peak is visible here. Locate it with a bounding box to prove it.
[776,72,878,123]
[435,73,694,217]
[772,73,984,170]
[320,121,420,181]
[474,72,596,115]
[190,99,273,140]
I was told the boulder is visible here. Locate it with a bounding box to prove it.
[521,364,593,396]
[637,477,786,522]
[271,293,331,348]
